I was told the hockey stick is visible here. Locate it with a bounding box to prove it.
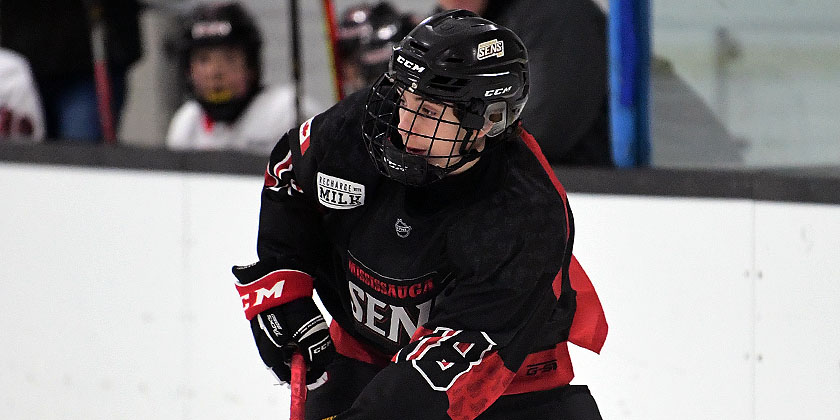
[85,0,118,144]
[321,0,344,101]
[289,0,304,127]
[289,350,307,420]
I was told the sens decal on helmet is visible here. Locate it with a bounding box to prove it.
[477,39,504,60]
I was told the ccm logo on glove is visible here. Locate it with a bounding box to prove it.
[235,268,314,319]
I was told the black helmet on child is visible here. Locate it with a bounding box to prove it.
[337,2,414,95]
[180,2,263,122]
[362,9,529,186]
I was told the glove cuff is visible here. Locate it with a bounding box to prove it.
[235,269,314,320]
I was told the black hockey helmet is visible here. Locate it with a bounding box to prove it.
[362,9,529,186]
[179,2,263,121]
[337,3,414,95]
[181,2,263,78]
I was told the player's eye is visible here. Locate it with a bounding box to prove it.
[420,106,438,117]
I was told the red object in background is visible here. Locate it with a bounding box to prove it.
[322,0,344,101]
[86,0,117,144]
[93,61,116,144]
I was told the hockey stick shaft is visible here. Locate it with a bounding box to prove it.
[86,0,117,144]
[289,0,303,127]
[321,0,344,101]
[289,350,307,420]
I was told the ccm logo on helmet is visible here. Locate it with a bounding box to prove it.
[485,86,513,97]
[396,55,425,73]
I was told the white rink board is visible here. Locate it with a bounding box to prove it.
[752,202,840,420]
[568,194,755,420]
[0,164,286,420]
[1,163,838,420]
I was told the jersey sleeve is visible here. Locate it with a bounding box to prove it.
[255,114,326,274]
[337,196,573,420]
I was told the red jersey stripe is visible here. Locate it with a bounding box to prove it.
[568,256,609,353]
[518,127,571,240]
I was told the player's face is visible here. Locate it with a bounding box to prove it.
[189,45,253,103]
[396,90,486,172]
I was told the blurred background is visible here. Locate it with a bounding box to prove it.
[3,0,836,169]
[110,0,839,168]
[1,1,839,420]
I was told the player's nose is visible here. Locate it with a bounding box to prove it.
[396,109,432,153]
[403,133,430,155]
[396,109,414,133]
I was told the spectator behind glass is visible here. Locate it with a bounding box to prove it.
[0,48,46,142]
[166,2,322,155]
[336,2,416,97]
[438,0,613,166]
[0,0,143,143]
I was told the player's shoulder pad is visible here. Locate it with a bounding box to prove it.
[288,90,367,159]
[445,144,570,273]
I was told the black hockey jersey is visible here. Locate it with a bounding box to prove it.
[256,91,607,420]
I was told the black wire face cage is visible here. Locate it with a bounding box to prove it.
[363,75,484,186]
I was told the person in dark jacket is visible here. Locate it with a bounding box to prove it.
[0,0,143,142]
[438,0,612,166]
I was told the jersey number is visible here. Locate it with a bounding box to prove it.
[404,327,496,391]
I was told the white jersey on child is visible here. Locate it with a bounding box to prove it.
[0,48,45,141]
[166,84,323,155]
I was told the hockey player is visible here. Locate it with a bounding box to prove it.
[335,2,416,97]
[166,2,321,154]
[233,9,607,419]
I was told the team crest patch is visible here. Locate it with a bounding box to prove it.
[477,39,504,60]
[395,218,411,238]
[317,172,365,209]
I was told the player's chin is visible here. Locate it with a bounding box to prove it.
[429,156,462,171]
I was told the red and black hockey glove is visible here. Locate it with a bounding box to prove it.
[233,260,335,389]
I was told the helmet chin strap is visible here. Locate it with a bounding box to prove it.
[448,120,516,175]
[444,149,481,175]
[443,128,481,174]
[458,128,475,155]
